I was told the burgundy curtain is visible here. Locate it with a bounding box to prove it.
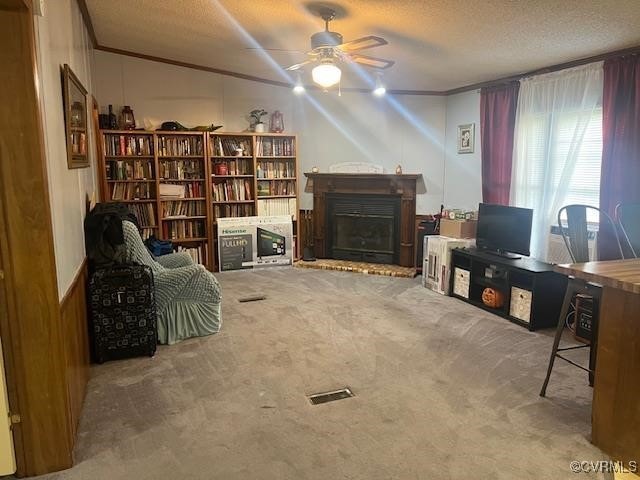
[599,55,640,259]
[480,82,520,205]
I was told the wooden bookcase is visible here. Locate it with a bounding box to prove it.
[156,131,210,267]
[209,132,299,271]
[100,130,158,240]
[99,130,300,271]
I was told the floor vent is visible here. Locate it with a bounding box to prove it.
[308,387,354,405]
[238,295,266,303]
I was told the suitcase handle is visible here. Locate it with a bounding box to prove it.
[100,264,145,277]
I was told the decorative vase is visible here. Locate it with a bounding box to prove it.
[214,163,228,176]
[311,166,319,173]
[269,111,284,133]
[108,104,118,129]
[395,164,403,175]
[254,122,266,133]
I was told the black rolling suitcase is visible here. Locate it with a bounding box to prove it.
[89,264,157,363]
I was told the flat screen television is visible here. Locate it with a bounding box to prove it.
[257,227,286,258]
[476,203,533,258]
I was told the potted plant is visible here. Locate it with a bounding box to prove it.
[249,109,268,132]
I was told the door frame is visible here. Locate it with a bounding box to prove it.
[0,0,74,476]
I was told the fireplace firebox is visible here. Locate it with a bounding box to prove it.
[327,194,400,264]
[305,173,421,267]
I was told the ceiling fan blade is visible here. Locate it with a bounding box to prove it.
[337,35,388,52]
[246,47,304,53]
[285,59,316,71]
[350,54,395,69]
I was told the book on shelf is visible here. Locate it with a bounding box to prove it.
[256,180,296,196]
[256,160,295,179]
[257,198,297,220]
[159,159,204,179]
[213,203,254,219]
[212,178,253,202]
[159,182,203,199]
[176,244,207,265]
[111,182,153,200]
[103,134,153,156]
[140,228,155,241]
[212,158,252,176]
[158,136,203,156]
[162,219,205,239]
[210,136,252,156]
[255,137,295,156]
[162,201,205,217]
[107,159,154,180]
[128,203,156,226]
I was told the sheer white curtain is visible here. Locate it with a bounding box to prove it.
[510,63,604,260]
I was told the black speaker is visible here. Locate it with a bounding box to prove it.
[575,294,597,343]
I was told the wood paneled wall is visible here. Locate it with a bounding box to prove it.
[59,262,90,442]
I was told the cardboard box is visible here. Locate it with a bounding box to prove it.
[439,218,477,239]
[218,216,293,271]
[422,236,475,295]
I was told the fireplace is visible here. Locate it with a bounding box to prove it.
[305,173,421,267]
[327,194,400,264]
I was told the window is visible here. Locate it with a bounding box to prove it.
[516,109,603,223]
[510,63,604,260]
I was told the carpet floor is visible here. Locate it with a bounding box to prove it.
[35,268,606,479]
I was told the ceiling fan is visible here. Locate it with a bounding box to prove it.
[284,7,394,89]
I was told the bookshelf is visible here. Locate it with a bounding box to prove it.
[99,130,299,271]
[157,132,210,267]
[101,131,158,240]
[209,133,299,270]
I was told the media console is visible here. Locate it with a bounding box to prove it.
[449,247,567,331]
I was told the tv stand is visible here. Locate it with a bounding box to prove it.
[483,249,522,260]
[449,247,567,330]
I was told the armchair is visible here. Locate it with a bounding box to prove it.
[122,220,222,344]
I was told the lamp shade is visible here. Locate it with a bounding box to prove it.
[312,61,341,88]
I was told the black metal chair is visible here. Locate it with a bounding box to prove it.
[615,203,640,258]
[540,205,624,397]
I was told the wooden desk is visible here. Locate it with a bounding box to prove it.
[555,259,640,463]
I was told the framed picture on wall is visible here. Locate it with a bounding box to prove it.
[62,64,90,169]
[457,123,475,154]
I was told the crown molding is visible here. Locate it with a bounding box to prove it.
[95,45,297,88]
[445,45,640,96]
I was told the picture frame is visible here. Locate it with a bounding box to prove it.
[457,123,475,154]
[62,64,90,169]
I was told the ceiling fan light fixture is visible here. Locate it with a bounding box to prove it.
[373,75,386,96]
[312,61,341,88]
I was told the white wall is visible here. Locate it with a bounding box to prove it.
[443,90,483,211]
[93,51,447,214]
[34,0,97,300]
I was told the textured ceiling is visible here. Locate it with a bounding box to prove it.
[85,0,640,92]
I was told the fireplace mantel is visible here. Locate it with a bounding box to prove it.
[304,173,422,180]
[305,172,422,267]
